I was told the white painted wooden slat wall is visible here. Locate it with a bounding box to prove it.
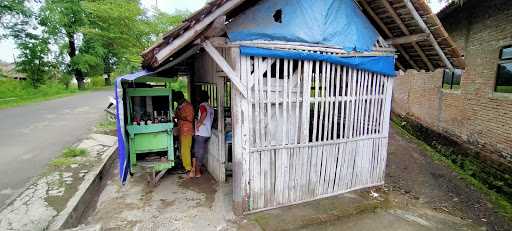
[236,55,394,213]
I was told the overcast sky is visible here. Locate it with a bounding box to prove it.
[0,0,445,63]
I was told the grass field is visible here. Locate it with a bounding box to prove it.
[0,79,111,109]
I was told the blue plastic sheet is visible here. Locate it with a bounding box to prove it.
[227,0,379,52]
[241,46,396,76]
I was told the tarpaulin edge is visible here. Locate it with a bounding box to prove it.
[240,46,396,76]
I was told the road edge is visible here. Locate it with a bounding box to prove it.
[48,142,118,230]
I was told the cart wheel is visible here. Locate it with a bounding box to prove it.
[129,171,134,176]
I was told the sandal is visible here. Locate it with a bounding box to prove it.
[184,171,195,178]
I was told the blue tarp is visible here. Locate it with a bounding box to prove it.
[227,0,379,52]
[114,70,154,184]
[240,46,396,76]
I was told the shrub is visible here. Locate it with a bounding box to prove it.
[87,76,105,88]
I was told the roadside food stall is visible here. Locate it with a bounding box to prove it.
[116,0,464,215]
[115,73,178,185]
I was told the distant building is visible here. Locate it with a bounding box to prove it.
[392,0,511,172]
[0,61,26,80]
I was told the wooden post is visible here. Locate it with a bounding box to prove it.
[231,47,246,215]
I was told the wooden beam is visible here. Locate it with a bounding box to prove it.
[380,0,435,71]
[202,40,248,98]
[154,0,246,65]
[386,33,429,45]
[358,0,420,70]
[403,0,454,69]
[155,45,200,73]
[396,61,405,71]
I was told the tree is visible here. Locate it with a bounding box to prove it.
[146,9,188,43]
[6,0,188,90]
[39,0,88,89]
[15,32,52,88]
[0,0,29,26]
[79,0,147,86]
[79,1,187,85]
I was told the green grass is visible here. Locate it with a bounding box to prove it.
[96,118,117,136]
[391,120,512,221]
[442,84,461,90]
[62,147,88,158]
[495,86,512,93]
[96,119,116,131]
[51,147,88,167]
[0,79,113,110]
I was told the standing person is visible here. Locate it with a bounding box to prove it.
[174,91,194,175]
[190,90,214,178]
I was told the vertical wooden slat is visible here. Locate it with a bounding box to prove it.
[324,64,335,193]
[349,68,357,139]
[377,76,386,134]
[301,61,312,143]
[341,67,347,139]
[254,58,261,148]
[232,53,244,213]
[330,63,337,139]
[262,150,270,207]
[253,151,259,209]
[266,58,272,146]
[323,62,331,141]
[383,77,393,137]
[333,65,341,140]
[242,56,252,212]
[282,59,288,145]
[325,63,333,141]
[368,73,376,136]
[288,60,294,144]
[355,70,363,138]
[352,70,359,138]
[312,61,320,142]
[257,151,264,209]
[262,58,272,207]
[374,74,382,135]
[362,71,370,136]
[294,61,302,144]
[318,62,326,142]
[274,59,280,145]
[294,61,302,199]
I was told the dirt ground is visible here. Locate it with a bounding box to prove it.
[82,126,511,231]
[386,126,512,231]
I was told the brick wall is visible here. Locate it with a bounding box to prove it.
[392,0,512,164]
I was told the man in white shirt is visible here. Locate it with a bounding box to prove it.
[190,90,214,178]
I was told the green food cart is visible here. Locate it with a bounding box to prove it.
[115,74,179,185]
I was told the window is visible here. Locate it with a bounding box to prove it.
[496,46,512,93]
[442,68,463,90]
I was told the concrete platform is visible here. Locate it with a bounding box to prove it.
[84,169,483,231]
[85,172,236,230]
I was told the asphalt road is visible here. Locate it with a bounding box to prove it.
[0,90,113,206]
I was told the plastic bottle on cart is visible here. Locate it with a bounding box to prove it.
[160,111,166,123]
[153,111,159,124]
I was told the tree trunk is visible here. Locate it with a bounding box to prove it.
[67,32,85,90]
[104,73,111,86]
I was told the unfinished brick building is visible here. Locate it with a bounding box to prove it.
[392,0,511,196]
